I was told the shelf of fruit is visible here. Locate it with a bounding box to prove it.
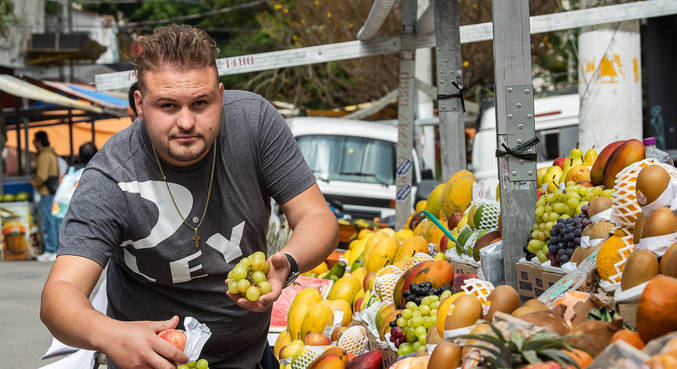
[269,137,677,369]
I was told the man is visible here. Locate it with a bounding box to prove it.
[30,131,61,262]
[40,25,338,369]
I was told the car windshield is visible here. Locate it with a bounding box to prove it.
[296,135,395,185]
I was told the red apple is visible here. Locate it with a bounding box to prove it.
[552,157,567,169]
[158,329,187,351]
[438,235,450,253]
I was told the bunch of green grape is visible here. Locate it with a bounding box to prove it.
[178,359,209,369]
[529,183,613,262]
[227,251,272,302]
[394,290,451,356]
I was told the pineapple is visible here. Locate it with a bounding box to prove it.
[458,324,581,369]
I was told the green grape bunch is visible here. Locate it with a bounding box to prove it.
[178,358,210,369]
[227,251,272,302]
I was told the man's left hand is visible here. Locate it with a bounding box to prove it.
[226,252,290,312]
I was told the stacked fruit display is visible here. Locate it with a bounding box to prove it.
[227,251,272,302]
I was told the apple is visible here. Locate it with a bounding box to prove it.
[158,329,187,352]
[363,272,377,292]
[438,235,450,253]
[304,332,331,346]
[552,157,567,169]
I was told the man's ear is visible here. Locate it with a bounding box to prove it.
[134,89,143,118]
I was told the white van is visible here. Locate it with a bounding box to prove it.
[470,93,580,189]
[287,117,423,223]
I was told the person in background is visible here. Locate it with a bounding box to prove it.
[30,131,61,262]
[52,142,98,225]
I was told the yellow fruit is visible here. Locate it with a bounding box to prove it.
[357,228,373,239]
[274,329,292,358]
[428,223,449,246]
[395,229,414,239]
[377,264,403,277]
[380,228,396,236]
[425,183,447,219]
[288,288,323,340]
[415,200,427,212]
[350,267,367,286]
[362,231,389,266]
[326,299,352,327]
[393,236,429,264]
[327,275,362,304]
[365,236,399,273]
[301,301,334,338]
[442,170,476,218]
[279,340,305,360]
[348,238,366,266]
[597,230,634,282]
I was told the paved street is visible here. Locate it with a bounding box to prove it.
[0,259,106,368]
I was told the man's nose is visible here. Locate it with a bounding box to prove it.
[176,107,196,132]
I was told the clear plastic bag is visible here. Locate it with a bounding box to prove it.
[479,240,504,285]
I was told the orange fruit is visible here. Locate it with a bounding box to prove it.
[563,349,594,369]
[611,329,645,349]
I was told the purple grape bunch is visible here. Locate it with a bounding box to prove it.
[546,213,590,266]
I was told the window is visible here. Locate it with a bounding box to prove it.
[296,135,395,185]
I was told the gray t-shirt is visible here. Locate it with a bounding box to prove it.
[59,91,316,369]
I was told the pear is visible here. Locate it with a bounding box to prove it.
[583,145,598,166]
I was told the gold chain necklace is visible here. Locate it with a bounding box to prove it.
[152,141,217,248]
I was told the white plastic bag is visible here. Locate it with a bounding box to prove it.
[52,166,85,218]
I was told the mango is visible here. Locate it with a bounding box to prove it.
[602,139,645,188]
[364,236,399,273]
[274,329,292,358]
[393,236,429,264]
[590,140,626,185]
[393,260,454,308]
[327,276,361,305]
[441,170,475,218]
[301,301,334,339]
[346,350,381,369]
[424,183,447,219]
[288,288,323,340]
[308,353,346,369]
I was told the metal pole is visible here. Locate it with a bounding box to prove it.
[68,109,74,159]
[433,0,465,181]
[395,0,417,230]
[416,0,435,179]
[14,96,22,175]
[22,98,30,178]
[91,120,95,146]
[491,0,537,289]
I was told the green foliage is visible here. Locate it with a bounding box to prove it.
[457,324,581,369]
[0,0,18,37]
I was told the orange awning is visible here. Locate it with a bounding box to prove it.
[6,115,133,157]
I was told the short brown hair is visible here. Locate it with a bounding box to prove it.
[134,24,220,91]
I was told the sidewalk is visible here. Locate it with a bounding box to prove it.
[0,259,64,368]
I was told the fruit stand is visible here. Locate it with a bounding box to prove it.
[270,140,677,368]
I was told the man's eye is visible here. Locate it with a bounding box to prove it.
[161,103,175,109]
[193,101,206,107]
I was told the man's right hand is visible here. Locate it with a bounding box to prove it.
[99,315,189,369]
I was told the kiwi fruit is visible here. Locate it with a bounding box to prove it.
[588,196,613,218]
[636,165,671,206]
[620,250,659,290]
[641,208,677,239]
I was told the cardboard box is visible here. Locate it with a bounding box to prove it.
[515,262,537,299]
[450,258,479,277]
[533,266,547,297]
[541,270,567,290]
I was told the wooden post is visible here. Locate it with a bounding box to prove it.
[433,0,466,181]
[491,0,537,288]
[395,0,417,230]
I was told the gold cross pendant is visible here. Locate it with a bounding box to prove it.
[193,231,200,248]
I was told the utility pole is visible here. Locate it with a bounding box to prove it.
[433,0,465,181]
[62,0,74,82]
[492,0,537,289]
[395,0,417,230]
[415,0,435,180]
[578,0,642,149]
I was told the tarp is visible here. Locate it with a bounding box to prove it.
[0,75,103,114]
[5,114,132,157]
[42,80,128,111]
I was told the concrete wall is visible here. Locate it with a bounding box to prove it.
[0,0,45,68]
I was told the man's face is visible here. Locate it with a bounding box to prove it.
[135,65,224,167]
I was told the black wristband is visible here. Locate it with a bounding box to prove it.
[283,253,299,288]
